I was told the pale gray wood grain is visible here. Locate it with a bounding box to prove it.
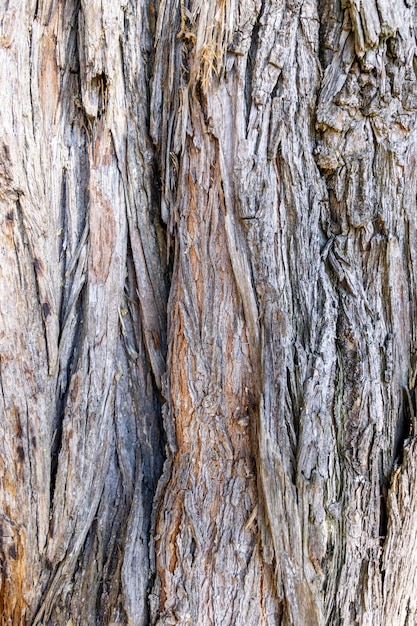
[0,0,416,624]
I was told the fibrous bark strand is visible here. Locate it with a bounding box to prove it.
[1,0,417,624]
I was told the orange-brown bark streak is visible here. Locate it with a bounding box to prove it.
[153,94,265,623]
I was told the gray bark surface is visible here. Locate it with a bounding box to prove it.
[0,0,417,624]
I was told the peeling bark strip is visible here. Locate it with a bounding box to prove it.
[1,0,417,624]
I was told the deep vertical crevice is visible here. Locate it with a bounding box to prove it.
[393,389,412,467]
[244,0,266,130]
[50,285,86,508]
[58,168,68,323]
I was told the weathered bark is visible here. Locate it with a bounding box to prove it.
[1,0,417,624]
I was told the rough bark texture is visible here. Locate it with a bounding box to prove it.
[1,0,417,624]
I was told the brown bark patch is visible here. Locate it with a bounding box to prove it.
[89,183,116,284]
[40,34,59,126]
[0,521,27,624]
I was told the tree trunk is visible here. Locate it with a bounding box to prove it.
[1,0,417,624]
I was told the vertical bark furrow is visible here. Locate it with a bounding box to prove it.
[1,0,165,623]
[316,2,417,623]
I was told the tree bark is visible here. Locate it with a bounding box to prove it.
[1,0,417,624]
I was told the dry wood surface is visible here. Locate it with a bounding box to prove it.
[0,0,417,624]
